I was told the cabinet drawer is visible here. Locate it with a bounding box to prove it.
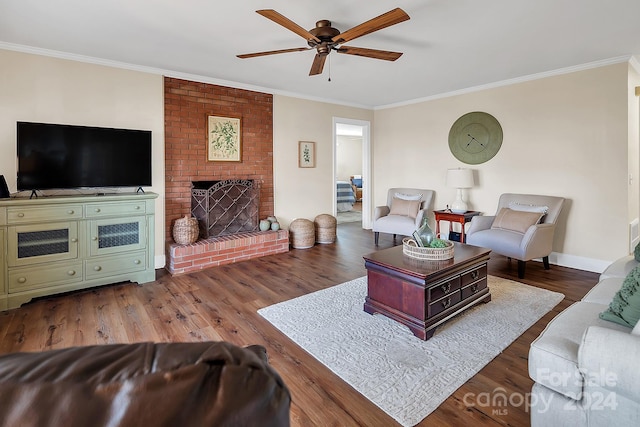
[8,262,83,292]
[461,264,487,287]
[428,276,461,302]
[85,251,147,279]
[85,202,146,218]
[428,290,461,317]
[7,205,83,224]
[461,278,488,300]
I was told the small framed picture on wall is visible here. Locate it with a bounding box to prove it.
[298,141,315,168]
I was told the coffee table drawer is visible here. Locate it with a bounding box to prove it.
[461,278,488,300]
[461,264,487,286]
[428,276,461,302]
[429,290,461,317]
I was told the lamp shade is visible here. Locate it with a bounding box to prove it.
[446,168,474,189]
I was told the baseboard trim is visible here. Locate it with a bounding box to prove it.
[155,254,166,270]
[154,246,613,275]
[546,252,613,274]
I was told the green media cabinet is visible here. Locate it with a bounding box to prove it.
[0,192,158,311]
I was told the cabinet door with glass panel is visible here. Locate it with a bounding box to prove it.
[7,222,79,267]
[88,216,147,257]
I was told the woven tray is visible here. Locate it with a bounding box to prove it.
[402,237,454,260]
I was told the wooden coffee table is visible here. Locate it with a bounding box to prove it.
[363,243,491,340]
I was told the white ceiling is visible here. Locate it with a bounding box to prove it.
[2,0,640,108]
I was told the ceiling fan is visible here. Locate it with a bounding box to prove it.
[237,8,410,76]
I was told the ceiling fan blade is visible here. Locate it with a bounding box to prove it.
[237,47,311,59]
[257,9,321,43]
[309,54,327,76]
[332,8,410,44]
[335,46,403,61]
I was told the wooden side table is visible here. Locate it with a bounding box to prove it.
[434,210,481,243]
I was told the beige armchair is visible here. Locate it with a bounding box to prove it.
[466,193,565,278]
[373,188,435,245]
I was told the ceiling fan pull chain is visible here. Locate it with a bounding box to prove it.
[328,55,332,82]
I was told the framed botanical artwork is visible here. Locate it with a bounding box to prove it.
[298,141,315,168]
[207,115,241,162]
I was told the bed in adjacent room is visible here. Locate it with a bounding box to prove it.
[336,180,356,212]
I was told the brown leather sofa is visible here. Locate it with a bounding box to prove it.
[0,341,290,427]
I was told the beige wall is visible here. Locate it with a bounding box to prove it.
[0,50,166,267]
[336,135,363,181]
[3,48,637,273]
[273,96,373,226]
[374,62,633,271]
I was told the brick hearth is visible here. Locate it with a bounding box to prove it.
[166,230,289,275]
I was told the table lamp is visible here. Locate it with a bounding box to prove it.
[446,168,474,214]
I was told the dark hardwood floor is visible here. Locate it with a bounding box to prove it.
[0,222,598,426]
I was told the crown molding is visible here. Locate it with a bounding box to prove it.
[1,41,635,110]
[0,42,372,110]
[376,55,635,110]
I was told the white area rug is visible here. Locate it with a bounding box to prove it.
[258,276,564,426]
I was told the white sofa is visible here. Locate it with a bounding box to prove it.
[528,255,640,426]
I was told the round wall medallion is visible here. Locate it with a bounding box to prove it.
[448,112,503,164]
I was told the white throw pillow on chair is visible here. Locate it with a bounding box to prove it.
[508,201,549,214]
[394,192,422,201]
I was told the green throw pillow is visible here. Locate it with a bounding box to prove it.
[600,265,640,327]
[635,242,640,262]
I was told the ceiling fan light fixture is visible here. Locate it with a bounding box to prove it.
[317,45,330,56]
[238,8,410,76]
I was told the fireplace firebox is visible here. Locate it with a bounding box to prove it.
[191,180,259,238]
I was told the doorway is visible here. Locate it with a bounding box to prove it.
[333,118,371,228]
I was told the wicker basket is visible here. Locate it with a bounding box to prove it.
[173,215,199,245]
[402,237,454,260]
[289,218,315,249]
[314,214,337,244]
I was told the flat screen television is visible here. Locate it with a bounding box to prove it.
[17,121,152,191]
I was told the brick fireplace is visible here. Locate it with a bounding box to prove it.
[164,77,288,275]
